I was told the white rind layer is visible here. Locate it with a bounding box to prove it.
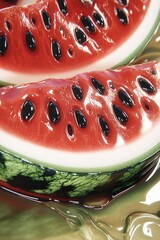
[0,119,159,173]
[0,0,160,84]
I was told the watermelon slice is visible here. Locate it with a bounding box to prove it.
[0,0,160,84]
[0,62,160,198]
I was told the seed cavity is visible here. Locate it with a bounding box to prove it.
[30,17,36,25]
[118,89,134,107]
[0,35,8,56]
[99,117,109,137]
[67,124,73,137]
[60,26,66,38]
[5,21,11,31]
[75,28,87,44]
[52,40,62,61]
[68,47,73,57]
[81,16,95,33]
[42,11,51,29]
[26,31,36,51]
[150,68,156,75]
[141,97,152,112]
[138,77,155,93]
[91,77,105,95]
[72,85,83,100]
[144,103,150,110]
[75,110,87,128]
[113,104,128,125]
[21,100,35,121]
[116,8,128,25]
[93,12,105,28]
[57,0,68,15]
[108,81,115,89]
[48,101,60,124]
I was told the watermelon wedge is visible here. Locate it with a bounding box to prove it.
[0,0,160,84]
[0,62,160,198]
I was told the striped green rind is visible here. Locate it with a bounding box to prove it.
[0,148,159,198]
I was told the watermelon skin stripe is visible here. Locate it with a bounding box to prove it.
[0,61,160,198]
[0,149,159,198]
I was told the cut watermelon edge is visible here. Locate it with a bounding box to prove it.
[0,0,160,85]
[0,118,159,173]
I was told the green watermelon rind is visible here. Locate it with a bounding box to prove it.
[0,147,159,198]
[0,149,111,198]
[0,142,159,173]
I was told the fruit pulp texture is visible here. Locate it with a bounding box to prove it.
[0,0,150,73]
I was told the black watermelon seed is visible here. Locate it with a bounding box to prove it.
[75,110,87,128]
[42,11,51,29]
[118,89,134,107]
[21,100,35,121]
[72,85,83,100]
[113,104,128,125]
[5,21,11,31]
[116,8,128,25]
[99,117,109,137]
[0,35,8,56]
[93,12,105,28]
[52,40,62,61]
[67,124,73,137]
[138,77,155,93]
[75,28,87,44]
[48,101,60,124]
[26,31,36,51]
[119,0,128,6]
[81,16,95,33]
[91,77,105,95]
[57,0,68,15]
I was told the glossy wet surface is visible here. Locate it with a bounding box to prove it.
[0,12,159,240]
[0,160,159,239]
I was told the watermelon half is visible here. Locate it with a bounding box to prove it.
[0,61,160,198]
[0,0,160,84]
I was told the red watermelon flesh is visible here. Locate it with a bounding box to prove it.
[0,61,159,151]
[0,0,151,74]
[0,0,37,9]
